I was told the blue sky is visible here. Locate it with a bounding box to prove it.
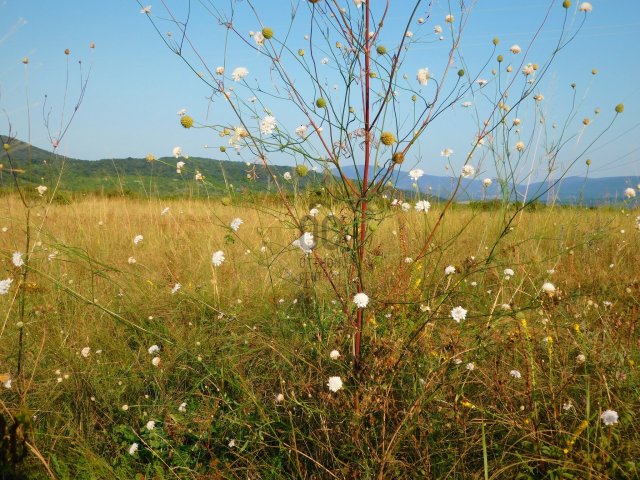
[1,0,638,180]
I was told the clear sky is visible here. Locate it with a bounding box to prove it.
[1,0,638,180]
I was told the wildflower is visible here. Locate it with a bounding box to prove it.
[275,393,284,403]
[260,115,277,135]
[148,345,160,354]
[0,278,13,295]
[309,208,319,217]
[483,178,492,187]
[146,420,156,431]
[353,292,369,308]
[445,265,456,275]
[450,306,467,322]
[576,353,586,363]
[415,200,431,212]
[504,268,515,278]
[409,168,424,181]
[36,185,48,196]
[522,63,534,76]
[253,30,265,46]
[293,232,316,254]
[81,347,90,358]
[401,202,411,212]
[353,0,364,7]
[296,165,309,177]
[461,165,476,177]
[542,282,556,295]
[466,363,475,371]
[510,44,522,54]
[178,402,187,412]
[3,378,11,389]
[161,207,170,216]
[327,376,343,392]
[579,2,593,12]
[172,146,182,158]
[562,401,573,411]
[534,94,544,102]
[194,171,204,181]
[445,14,454,23]
[600,409,618,426]
[295,124,308,138]
[230,218,243,232]
[461,101,472,108]
[624,188,636,198]
[128,443,139,455]
[140,5,151,14]
[434,25,442,34]
[232,67,249,81]
[515,141,525,152]
[476,79,488,86]
[228,439,236,448]
[404,257,413,263]
[180,115,194,128]
[176,161,185,173]
[380,132,396,146]
[127,257,136,265]
[151,356,161,367]
[417,68,429,86]
[12,252,24,268]
[211,250,225,267]
[133,235,143,245]
[510,369,522,379]
[283,172,292,181]
[441,148,454,158]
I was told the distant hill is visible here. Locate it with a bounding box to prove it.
[1,139,637,204]
[0,139,325,198]
[338,165,640,205]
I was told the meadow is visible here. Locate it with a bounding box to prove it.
[1,193,639,478]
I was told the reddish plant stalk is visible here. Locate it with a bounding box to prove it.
[354,3,371,372]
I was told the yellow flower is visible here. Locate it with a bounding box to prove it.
[392,152,405,164]
[262,27,274,39]
[380,131,396,146]
[180,115,194,128]
[146,153,156,162]
[295,164,309,177]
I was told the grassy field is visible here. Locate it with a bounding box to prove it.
[1,194,639,479]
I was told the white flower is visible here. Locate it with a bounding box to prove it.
[81,347,90,358]
[309,208,319,217]
[445,265,456,275]
[295,124,308,138]
[476,79,488,87]
[0,278,13,295]
[3,378,11,389]
[228,439,236,448]
[194,171,204,181]
[409,168,424,181]
[176,161,185,173]
[353,0,364,7]
[401,202,411,212]
[140,5,151,14]
[128,256,137,265]
[522,63,534,76]
[483,178,492,187]
[330,349,341,360]
[133,235,144,245]
[36,185,48,196]
[293,232,316,254]
[510,369,522,379]
[151,356,161,367]
[178,402,187,412]
[260,115,277,135]
[542,282,556,294]
[415,200,431,212]
[283,172,292,181]
[128,443,139,455]
[253,30,265,46]
[211,250,225,267]
[353,292,369,308]
[12,252,24,268]
[504,268,515,278]
[441,148,454,158]
[161,207,170,215]
[417,68,429,86]
[215,66,224,75]
[404,257,413,263]
[327,376,343,392]
[445,14,454,23]
[461,165,476,177]
[600,409,618,426]
[624,188,636,198]
[230,218,243,232]
[434,25,442,34]
[172,146,182,158]
[176,108,187,116]
[321,57,329,65]
[146,420,156,431]
[148,345,160,354]
[405,31,413,38]
[232,67,249,81]
[510,44,522,54]
[276,393,284,402]
[450,306,467,322]
[171,283,181,294]
[579,2,593,12]
[576,353,586,363]
[515,141,525,152]
[461,101,472,108]
[466,363,475,371]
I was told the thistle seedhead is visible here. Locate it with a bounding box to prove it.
[392,152,405,164]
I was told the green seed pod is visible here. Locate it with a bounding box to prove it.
[220,146,227,153]
[492,37,499,46]
[563,0,571,8]
[316,97,327,109]
[376,45,387,55]
[615,103,624,113]
[586,159,592,166]
[295,164,309,177]
[497,54,503,63]
[262,27,273,39]
[457,69,465,77]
